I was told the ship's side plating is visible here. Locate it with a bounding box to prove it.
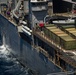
[0,14,61,75]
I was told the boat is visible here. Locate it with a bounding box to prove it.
[52,19,75,25]
[0,0,76,75]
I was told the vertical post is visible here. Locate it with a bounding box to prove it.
[29,0,33,29]
[29,0,34,47]
[48,0,53,16]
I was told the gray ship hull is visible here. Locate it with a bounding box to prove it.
[0,14,61,75]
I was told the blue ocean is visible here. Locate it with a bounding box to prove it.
[0,46,31,75]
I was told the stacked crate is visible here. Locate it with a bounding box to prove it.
[64,27,76,39]
[46,27,59,40]
[43,24,76,50]
[61,25,75,29]
[60,36,76,50]
[53,32,67,45]
[43,24,56,39]
[49,29,63,43]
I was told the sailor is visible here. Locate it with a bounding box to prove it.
[7,11,10,17]
[39,21,44,31]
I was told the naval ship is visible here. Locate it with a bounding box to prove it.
[0,0,76,75]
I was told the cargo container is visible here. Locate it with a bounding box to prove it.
[43,25,76,50]
[45,24,54,27]
[47,27,60,42]
[66,28,76,31]
[69,30,76,33]
[62,25,75,29]
[71,32,76,36]
[53,33,68,45]
[43,26,57,40]
[50,30,64,44]
[60,36,76,50]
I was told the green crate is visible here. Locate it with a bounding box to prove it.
[55,33,67,45]
[45,26,57,40]
[60,36,76,50]
[70,31,76,33]
[46,26,57,30]
[43,27,50,37]
[72,32,76,36]
[45,24,55,27]
[62,25,75,29]
[66,28,75,30]
[52,31,64,44]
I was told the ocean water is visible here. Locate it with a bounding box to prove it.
[0,45,31,75]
